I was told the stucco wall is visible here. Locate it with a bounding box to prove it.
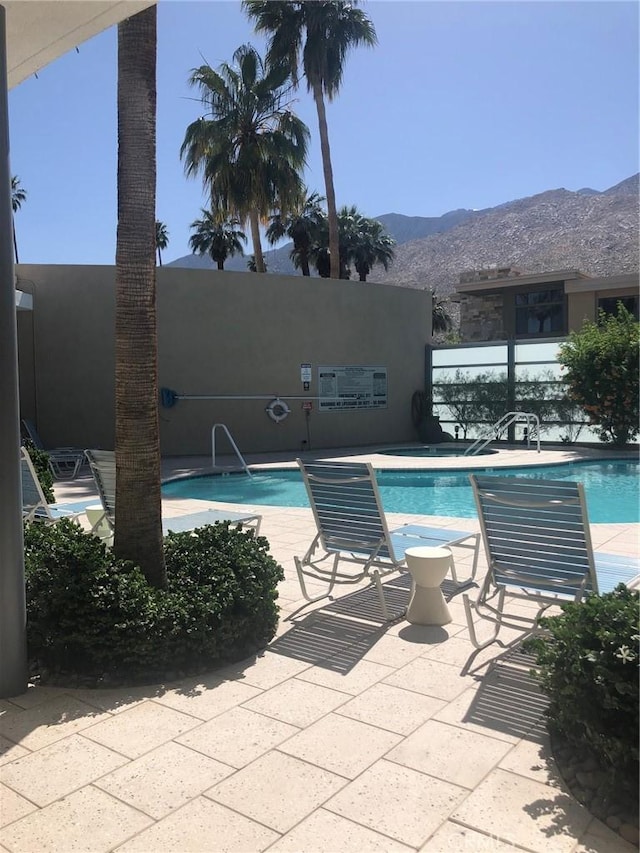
[16,265,431,455]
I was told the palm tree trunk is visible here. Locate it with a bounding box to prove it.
[249,210,266,273]
[217,260,224,270]
[12,220,18,264]
[157,247,162,266]
[115,5,166,587]
[312,81,339,280]
[300,251,310,277]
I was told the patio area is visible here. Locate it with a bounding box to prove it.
[1,448,638,852]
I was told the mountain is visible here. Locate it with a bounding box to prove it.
[167,174,639,292]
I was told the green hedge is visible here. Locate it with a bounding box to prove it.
[525,585,639,799]
[24,519,284,684]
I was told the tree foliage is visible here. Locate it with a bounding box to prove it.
[244,1,377,278]
[310,204,394,280]
[558,305,640,446]
[189,209,246,270]
[266,189,325,276]
[181,43,308,274]
[155,220,169,266]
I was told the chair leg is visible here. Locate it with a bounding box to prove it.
[463,581,506,650]
[294,553,340,604]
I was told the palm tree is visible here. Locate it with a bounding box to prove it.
[244,1,377,280]
[115,6,166,586]
[189,209,246,270]
[266,189,325,276]
[155,220,169,266]
[181,44,309,273]
[341,206,395,282]
[11,175,26,264]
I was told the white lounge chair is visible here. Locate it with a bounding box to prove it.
[22,419,86,480]
[21,446,95,524]
[85,449,262,541]
[464,473,640,649]
[294,459,480,620]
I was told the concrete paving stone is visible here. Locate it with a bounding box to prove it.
[295,657,395,695]
[0,696,111,752]
[419,635,491,668]
[267,807,415,852]
[383,657,471,702]
[386,718,514,789]
[151,677,262,721]
[95,741,233,820]
[3,686,71,710]
[217,650,313,691]
[0,785,152,852]
[498,731,567,788]
[69,684,162,715]
[452,767,593,852]
[0,782,37,828]
[176,707,299,768]
[420,820,522,851]
[0,734,128,807]
[205,750,346,834]
[278,712,402,779]
[114,797,280,852]
[360,633,432,668]
[81,700,202,759]
[430,685,530,747]
[242,675,351,728]
[0,735,29,767]
[324,758,467,848]
[0,700,21,716]
[335,682,446,736]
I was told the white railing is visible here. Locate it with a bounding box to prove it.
[211,423,252,477]
[464,412,541,456]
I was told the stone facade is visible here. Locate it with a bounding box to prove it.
[458,293,505,341]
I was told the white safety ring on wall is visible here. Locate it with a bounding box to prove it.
[266,397,290,423]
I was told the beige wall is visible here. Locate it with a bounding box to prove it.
[16,265,431,455]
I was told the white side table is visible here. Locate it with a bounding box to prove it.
[85,505,113,547]
[404,546,453,626]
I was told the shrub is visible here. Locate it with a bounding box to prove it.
[525,585,639,799]
[558,304,640,446]
[24,444,55,503]
[24,519,284,684]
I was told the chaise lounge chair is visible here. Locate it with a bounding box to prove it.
[294,459,480,620]
[464,473,640,649]
[21,446,95,524]
[85,449,262,542]
[22,419,86,480]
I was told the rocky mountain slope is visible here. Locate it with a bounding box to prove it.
[168,174,639,291]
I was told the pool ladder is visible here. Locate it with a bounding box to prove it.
[464,412,541,456]
[211,424,252,477]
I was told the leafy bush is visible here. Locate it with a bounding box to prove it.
[23,444,55,503]
[525,585,639,798]
[24,519,284,684]
[558,304,640,446]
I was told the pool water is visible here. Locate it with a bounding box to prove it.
[162,460,640,523]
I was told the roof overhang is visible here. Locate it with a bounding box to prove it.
[456,269,591,295]
[5,0,155,89]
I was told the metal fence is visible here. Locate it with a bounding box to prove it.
[427,337,592,444]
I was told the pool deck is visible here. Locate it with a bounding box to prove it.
[1,446,638,852]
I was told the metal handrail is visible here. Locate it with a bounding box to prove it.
[211,423,252,477]
[463,412,541,456]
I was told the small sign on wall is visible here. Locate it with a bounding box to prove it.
[318,365,387,412]
[301,362,312,391]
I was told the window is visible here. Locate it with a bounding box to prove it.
[515,288,565,336]
[598,295,639,321]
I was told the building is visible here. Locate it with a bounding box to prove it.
[456,267,639,341]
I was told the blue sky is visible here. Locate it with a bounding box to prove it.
[8,0,639,266]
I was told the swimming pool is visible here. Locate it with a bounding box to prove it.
[162,459,640,523]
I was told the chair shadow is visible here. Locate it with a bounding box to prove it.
[463,644,550,741]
